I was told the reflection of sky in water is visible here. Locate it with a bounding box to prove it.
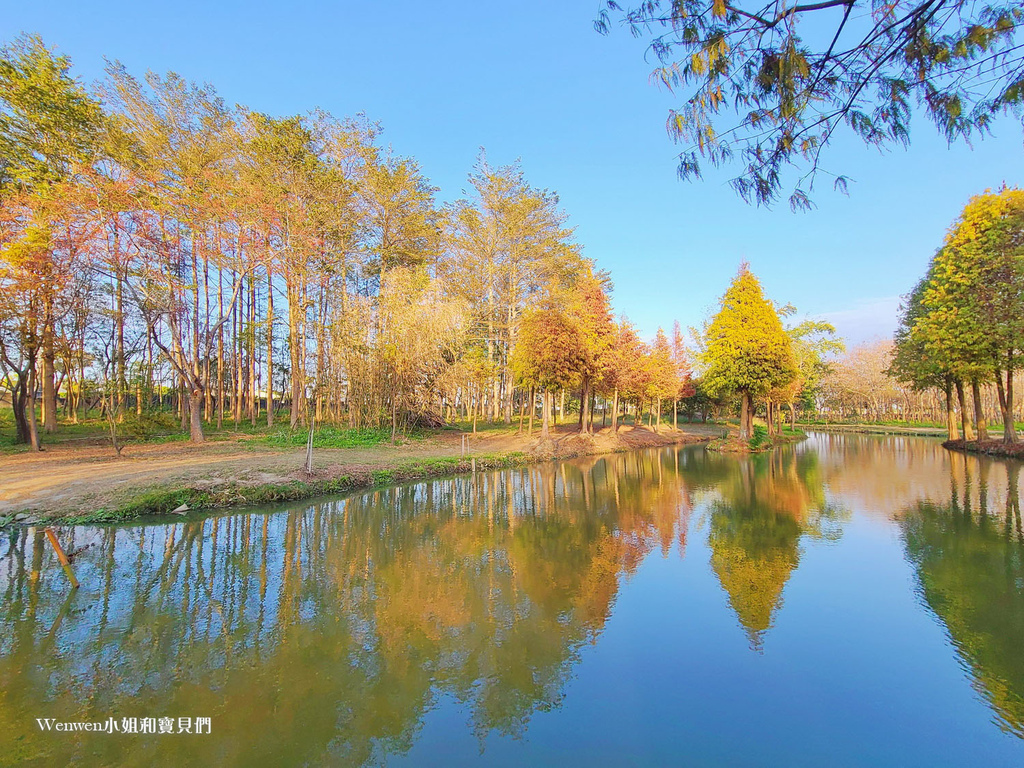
[1,434,1023,767]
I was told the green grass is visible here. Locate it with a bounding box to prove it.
[256,426,394,449]
[748,424,771,450]
[60,477,363,524]
[0,406,420,452]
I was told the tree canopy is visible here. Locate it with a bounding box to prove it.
[892,186,1024,443]
[596,1,1024,209]
[702,263,797,438]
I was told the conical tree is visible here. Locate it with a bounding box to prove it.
[702,264,796,439]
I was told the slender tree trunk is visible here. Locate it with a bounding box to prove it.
[41,302,57,433]
[528,386,535,436]
[611,387,619,432]
[972,379,988,442]
[995,366,1017,444]
[289,279,302,429]
[217,268,224,429]
[266,264,274,428]
[945,378,960,441]
[1006,359,1017,444]
[250,277,258,426]
[305,414,315,475]
[955,379,974,441]
[27,364,41,451]
[115,261,125,412]
[541,389,550,439]
[580,379,592,435]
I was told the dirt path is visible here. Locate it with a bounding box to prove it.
[1,423,722,519]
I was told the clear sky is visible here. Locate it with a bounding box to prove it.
[3,0,1022,345]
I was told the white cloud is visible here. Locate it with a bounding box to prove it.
[810,296,902,345]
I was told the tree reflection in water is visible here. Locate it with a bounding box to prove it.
[901,454,1024,736]
[688,445,848,649]
[0,447,694,766]
[3,437,1021,765]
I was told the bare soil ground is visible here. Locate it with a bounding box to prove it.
[1,422,722,519]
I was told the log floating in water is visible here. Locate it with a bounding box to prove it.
[44,527,80,589]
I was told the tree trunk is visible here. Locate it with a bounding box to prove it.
[266,266,274,428]
[739,391,751,440]
[955,379,974,441]
[971,379,988,442]
[611,387,619,432]
[289,281,302,429]
[995,366,1017,444]
[26,364,41,451]
[528,386,535,436]
[1006,359,1017,444]
[945,378,960,442]
[188,386,205,443]
[42,308,57,434]
[305,415,315,475]
[578,386,585,431]
[9,366,32,445]
[580,380,593,434]
[541,389,550,439]
[217,268,225,429]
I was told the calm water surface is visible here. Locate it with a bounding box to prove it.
[2,433,1023,766]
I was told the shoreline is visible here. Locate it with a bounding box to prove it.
[799,423,948,437]
[942,438,1024,460]
[1,425,719,527]
[706,430,807,453]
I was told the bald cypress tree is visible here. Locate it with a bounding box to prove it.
[703,265,797,440]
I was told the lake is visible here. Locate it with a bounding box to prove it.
[2,433,1023,766]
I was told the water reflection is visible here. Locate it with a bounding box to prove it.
[900,454,1024,736]
[0,449,697,766]
[1,436,1022,765]
[697,447,847,648]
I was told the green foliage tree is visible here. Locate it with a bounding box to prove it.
[783,318,844,429]
[893,188,1024,444]
[0,34,102,190]
[702,264,797,439]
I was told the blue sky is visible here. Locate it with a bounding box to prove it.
[4,0,1022,345]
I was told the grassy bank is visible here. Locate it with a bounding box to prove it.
[706,425,806,453]
[1,424,718,527]
[41,451,532,526]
